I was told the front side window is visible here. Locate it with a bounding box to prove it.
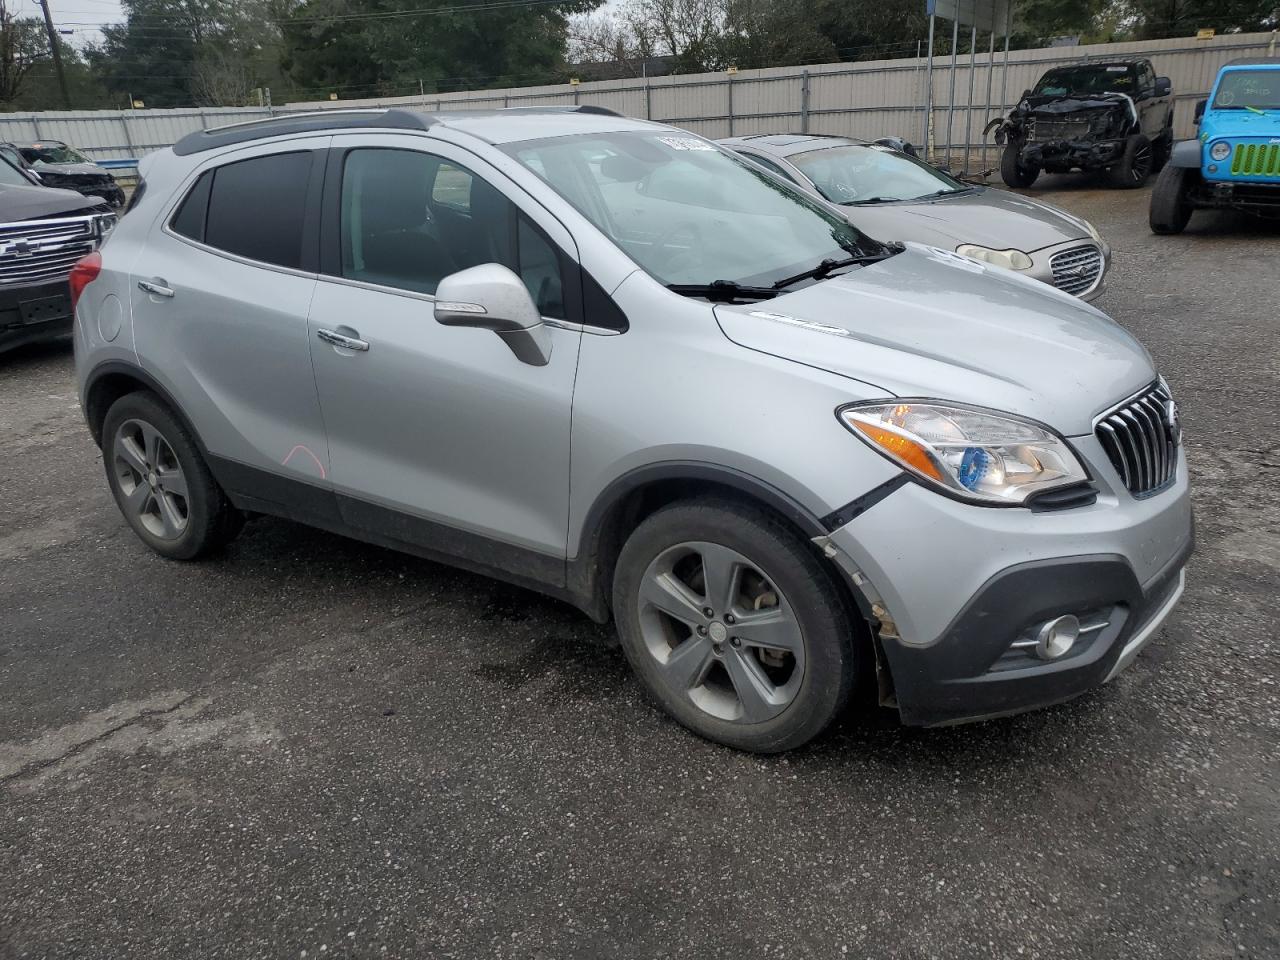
[790,145,967,205]
[1213,70,1280,110]
[338,148,567,318]
[169,152,311,270]
[504,132,874,288]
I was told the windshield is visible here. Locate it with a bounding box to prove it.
[503,131,875,287]
[21,144,91,165]
[1212,70,1280,110]
[1034,65,1135,96]
[789,144,966,204]
[0,156,31,187]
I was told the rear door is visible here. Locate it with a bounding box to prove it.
[130,139,334,505]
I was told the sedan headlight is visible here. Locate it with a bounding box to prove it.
[955,244,1033,271]
[95,213,117,239]
[838,402,1088,505]
[1210,141,1231,162]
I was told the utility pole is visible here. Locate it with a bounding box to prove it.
[37,0,71,110]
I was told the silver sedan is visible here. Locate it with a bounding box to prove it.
[718,134,1111,301]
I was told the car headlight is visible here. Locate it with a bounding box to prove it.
[1210,141,1231,162]
[1083,218,1102,243]
[955,244,1033,271]
[838,401,1088,505]
[95,213,117,239]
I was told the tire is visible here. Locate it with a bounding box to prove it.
[1000,142,1040,188]
[612,499,859,753]
[1109,133,1153,188]
[102,391,243,560]
[1149,164,1194,235]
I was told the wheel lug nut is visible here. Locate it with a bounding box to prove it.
[724,614,736,625]
[696,625,707,636]
[703,607,714,618]
[729,636,741,648]
[712,643,724,654]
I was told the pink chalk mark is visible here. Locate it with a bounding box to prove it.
[282,444,327,480]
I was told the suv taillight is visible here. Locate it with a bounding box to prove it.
[69,252,102,311]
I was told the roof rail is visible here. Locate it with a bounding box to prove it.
[498,104,622,117]
[172,108,433,156]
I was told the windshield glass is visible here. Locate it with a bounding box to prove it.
[1212,70,1280,110]
[1034,65,1135,96]
[789,144,966,204]
[503,131,874,287]
[0,157,31,187]
[22,144,90,165]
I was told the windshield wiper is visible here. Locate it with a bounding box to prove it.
[666,280,779,302]
[1245,105,1270,116]
[916,187,974,200]
[844,196,898,205]
[770,250,898,290]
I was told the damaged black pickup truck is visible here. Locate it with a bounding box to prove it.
[988,59,1175,189]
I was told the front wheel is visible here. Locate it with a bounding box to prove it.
[1000,143,1039,188]
[612,500,859,753]
[1109,133,1153,188]
[1149,164,1195,234]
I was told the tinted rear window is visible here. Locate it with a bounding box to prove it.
[170,171,211,240]
[202,152,311,269]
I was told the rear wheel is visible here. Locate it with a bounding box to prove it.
[1149,164,1194,234]
[1109,133,1153,188]
[102,392,243,560]
[1000,143,1039,188]
[612,499,859,753]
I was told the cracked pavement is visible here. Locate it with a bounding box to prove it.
[1,182,1278,959]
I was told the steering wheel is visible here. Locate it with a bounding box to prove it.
[649,220,703,272]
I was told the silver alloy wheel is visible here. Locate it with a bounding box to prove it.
[637,541,805,723]
[112,418,190,540]
[1130,141,1153,182]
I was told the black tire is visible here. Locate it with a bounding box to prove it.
[612,499,859,753]
[102,391,243,560]
[1109,133,1153,188]
[1000,142,1039,188]
[1149,164,1194,235]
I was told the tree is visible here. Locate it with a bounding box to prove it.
[0,1,50,105]
[1119,0,1278,39]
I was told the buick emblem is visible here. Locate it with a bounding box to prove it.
[1164,398,1181,444]
[1067,265,1092,279]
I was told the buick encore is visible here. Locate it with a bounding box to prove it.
[73,107,1192,752]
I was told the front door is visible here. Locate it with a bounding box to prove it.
[307,135,583,581]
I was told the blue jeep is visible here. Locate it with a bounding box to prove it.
[1150,57,1280,233]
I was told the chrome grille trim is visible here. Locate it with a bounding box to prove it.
[1049,243,1103,297]
[0,214,100,286]
[1094,383,1180,497]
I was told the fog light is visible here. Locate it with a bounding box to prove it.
[1035,615,1080,660]
[1208,164,1218,173]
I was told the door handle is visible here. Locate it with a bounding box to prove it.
[316,328,370,352]
[137,278,174,298]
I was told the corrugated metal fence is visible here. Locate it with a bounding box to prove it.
[2,30,1275,176]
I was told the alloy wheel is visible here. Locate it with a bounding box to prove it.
[112,418,190,540]
[637,541,805,723]
[1131,142,1153,182]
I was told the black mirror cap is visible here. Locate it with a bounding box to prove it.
[1194,98,1208,123]
[1155,77,1172,97]
[1021,89,1033,100]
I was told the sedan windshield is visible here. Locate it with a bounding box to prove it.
[0,157,32,187]
[22,144,91,165]
[503,131,877,288]
[789,144,968,204]
[1034,66,1135,96]
[1212,70,1280,110]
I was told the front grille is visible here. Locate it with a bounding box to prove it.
[0,215,97,286]
[1028,117,1091,142]
[1095,383,1180,497]
[1049,244,1103,296]
[1231,142,1280,177]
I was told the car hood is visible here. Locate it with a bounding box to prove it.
[0,182,109,220]
[33,161,107,178]
[713,244,1153,436]
[839,186,1094,253]
[1202,111,1280,138]
[1025,94,1128,114]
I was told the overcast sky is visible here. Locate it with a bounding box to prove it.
[20,0,126,49]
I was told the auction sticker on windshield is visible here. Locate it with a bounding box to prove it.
[658,136,714,151]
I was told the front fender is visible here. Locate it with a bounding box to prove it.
[1170,140,1202,168]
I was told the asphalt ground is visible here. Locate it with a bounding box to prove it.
[1,180,1278,960]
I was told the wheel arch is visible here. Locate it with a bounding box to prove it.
[84,361,203,451]
[1169,140,1202,169]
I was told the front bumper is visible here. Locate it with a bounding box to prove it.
[823,442,1193,726]
[1193,178,1280,215]
[0,278,73,354]
[1022,138,1125,172]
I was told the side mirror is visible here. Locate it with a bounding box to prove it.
[434,263,552,366]
[1194,99,1207,125]
[1154,76,1171,97]
[1021,89,1032,100]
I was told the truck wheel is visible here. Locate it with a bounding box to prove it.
[1149,165,1194,234]
[1109,133,1153,188]
[102,391,244,560]
[1000,143,1039,188]
[612,499,859,753]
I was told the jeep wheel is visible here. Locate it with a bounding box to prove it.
[1109,133,1153,188]
[612,499,859,753]
[102,391,244,560]
[1149,164,1194,234]
[1000,143,1039,188]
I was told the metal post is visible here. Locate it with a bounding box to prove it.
[644,61,652,120]
[923,13,936,155]
[37,0,71,109]
[964,23,977,174]
[945,16,959,170]
[118,112,135,158]
[727,74,734,136]
[31,114,42,140]
[999,3,1011,114]
[982,29,995,179]
[800,70,811,133]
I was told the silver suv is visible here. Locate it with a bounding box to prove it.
[73,107,1192,752]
